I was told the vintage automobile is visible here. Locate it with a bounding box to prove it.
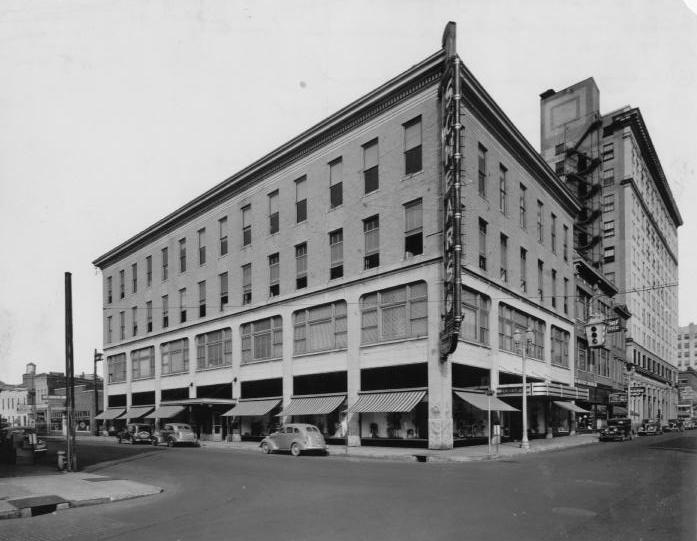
[599,418,634,442]
[259,424,328,456]
[663,419,684,432]
[117,423,155,444]
[152,423,199,447]
[0,426,47,456]
[637,420,662,436]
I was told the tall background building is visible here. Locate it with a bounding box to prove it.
[677,323,696,371]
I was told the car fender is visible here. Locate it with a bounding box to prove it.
[260,438,280,450]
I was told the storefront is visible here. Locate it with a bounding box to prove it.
[278,393,346,443]
[144,404,187,428]
[452,390,519,446]
[94,407,127,435]
[153,398,237,441]
[222,397,282,442]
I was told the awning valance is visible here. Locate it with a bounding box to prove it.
[94,408,126,420]
[144,405,186,419]
[454,391,519,412]
[348,390,426,414]
[277,394,346,417]
[553,401,589,413]
[223,398,281,417]
[123,406,155,419]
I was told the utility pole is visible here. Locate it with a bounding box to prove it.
[93,350,103,436]
[65,272,76,471]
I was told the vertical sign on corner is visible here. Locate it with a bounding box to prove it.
[440,22,463,360]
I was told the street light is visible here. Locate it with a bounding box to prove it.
[93,349,103,436]
[513,328,535,451]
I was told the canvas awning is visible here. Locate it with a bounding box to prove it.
[94,408,125,420]
[277,394,346,417]
[454,390,519,412]
[348,390,426,413]
[222,398,281,417]
[553,401,589,413]
[144,405,186,419]
[122,406,155,419]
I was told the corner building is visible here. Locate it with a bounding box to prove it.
[93,24,584,450]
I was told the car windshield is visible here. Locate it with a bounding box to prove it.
[306,426,318,432]
[175,425,191,430]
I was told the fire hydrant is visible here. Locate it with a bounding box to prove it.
[57,450,67,471]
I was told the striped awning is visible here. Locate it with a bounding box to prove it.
[222,398,281,417]
[553,401,589,413]
[277,394,346,417]
[94,408,125,420]
[144,405,186,419]
[348,390,426,413]
[454,391,519,412]
[123,406,155,419]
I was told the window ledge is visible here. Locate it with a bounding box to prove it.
[292,348,348,359]
[402,170,424,181]
[161,371,190,378]
[457,338,491,350]
[196,364,233,372]
[131,376,155,382]
[360,336,427,350]
[241,357,282,367]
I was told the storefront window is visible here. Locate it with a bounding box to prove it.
[241,316,283,363]
[196,328,232,369]
[498,303,544,360]
[460,287,490,345]
[107,353,127,383]
[360,281,427,345]
[293,301,347,354]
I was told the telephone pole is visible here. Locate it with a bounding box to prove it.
[65,272,76,471]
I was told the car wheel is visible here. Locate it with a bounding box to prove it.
[290,443,301,457]
[261,442,271,454]
[167,438,174,448]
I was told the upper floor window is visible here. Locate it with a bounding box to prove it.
[330,229,344,279]
[293,301,347,354]
[131,346,155,380]
[119,311,125,339]
[404,116,422,175]
[363,139,379,194]
[131,263,137,293]
[269,253,280,297]
[537,260,544,303]
[499,164,507,214]
[198,281,206,318]
[498,303,545,360]
[478,144,487,198]
[219,217,228,256]
[196,328,232,370]
[107,316,113,343]
[604,246,615,263]
[519,184,527,229]
[162,295,169,328]
[161,247,169,281]
[146,255,152,287]
[107,353,126,384]
[603,194,615,213]
[536,201,544,243]
[555,143,566,155]
[360,281,427,345]
[404,199,423,256]
[295,176,307,223]
[198,228,206,266]
[242,205,252,246]
[563,225,569,261]
[242,263,252,305]
[107,276,113,304]
[241,316,282,363]
[329,158,343,208]
[161,338,189,375]
[295,243,307,290]
[268,191,279,234]
[478,218,487,271]
[602,142,614,161]
[179,238,187,273]
[604,220,615,239]
[146,301,153,333]
[500,234,508,282]
[551,213,557,253]
[603,168,614,186]
[461,287,490,345]
[179,288,187,323]
[219,272,228,311]
[363,215,380,269]
[119,270,125,299]
[551,269,557,309]
[520,247,527,292]
[131,306,138,336]
[551,327,570,368]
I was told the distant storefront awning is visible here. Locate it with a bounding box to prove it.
[123,406,155,419]
[348,390,426,414]
[94,408,126,420]
[277,394,346,417]
[144,405,186,419]
[454,390,519,412]
[222,398,281,417]
[497,383,589,401]
[553,401,589,413]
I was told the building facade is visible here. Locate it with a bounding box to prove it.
[677,323,696,371]
[93,24,587,450]
[0,385,29,427]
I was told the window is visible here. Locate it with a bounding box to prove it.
[293,301,347,354]
[242,263,252,305]
[360,282,427,344]
[146,301,152,333]
[269,253,280,297]
[604,220,615,239]
[478,218,487,271]
[577,339,588,372]
[179,288,187,323]
[242,205,252,246]
[241,316,283,363]
[198,281,206,318]
[329,158,343,208]
[537,201,544,243]
[404,199,423,256]
[519,184,527,229]
[363,139,379,194]
[602,142,614,161]
[162,295,169,328]
[146,256,152,287]
[555,161,565,175]
[363,215,380,269]
[119,270,125,299]
[219,217,228,256]
[131,306,138,336]
[404,116,422,175]
[295,243,307,290]
[555,143,565,155]
[162,247,169,281]
[219,272,228,311]
[551,214,557,253]
[107,316,112,343]
[499,164,507,214]
[604,246,615,263]
[603,194,615,213]
[603,168,614,186]
[537,260,544,303]
[551,269,557,309]
[269,191,279,234]
[551,327,570,368]
[198,228,206,266]
[563,277,569,315]
[179,238,186,273]
[461,287,490,345]
[520,247,527,292]
[295,176,307,223]
[500,234,508,282]
[107,276,113,304]
[161,338,189,375]
[131,263,137,293]
[478,144,487,197]
[498,303,545,360]
[605,271,615,284]
[107,353,126,383]
[131,346,155,380]
[563,225,569,261]
[329,229,343,279]
[196,328,232,370]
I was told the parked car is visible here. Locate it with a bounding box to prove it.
[683,419,696,430]
[260,424,328,456]
[663,419,684,432]
[117,423,155,444]
[152,423,199,447]
[0,426,47,456]
[637,420,662,436]
[599,418,634,442]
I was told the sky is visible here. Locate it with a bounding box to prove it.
[1,0,696,384]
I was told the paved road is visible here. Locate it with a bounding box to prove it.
[1,432,695,541]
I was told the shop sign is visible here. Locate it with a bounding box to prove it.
[439,22,463,360]
[605,317,621,333]
[609,392,627,404]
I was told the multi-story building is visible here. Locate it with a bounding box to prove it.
[677,366,697,420]
[677,323,697,371]
[539,78,682,424]
[93,23,587,450]
[0,384,29,427]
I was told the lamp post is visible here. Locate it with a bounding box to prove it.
[93,350,103,436]
[514,328,535,451]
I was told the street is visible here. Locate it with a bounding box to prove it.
[1,433,695,541]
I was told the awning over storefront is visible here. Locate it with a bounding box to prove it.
[553,401,590,413]
[222,398,281,417]
[278,394,346,416]
[454,390,519,412]
[348,390,426,413]
[123,406,155,419]
[94,408,126,420]
[497,383,589,401]
[144,405,186,419]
